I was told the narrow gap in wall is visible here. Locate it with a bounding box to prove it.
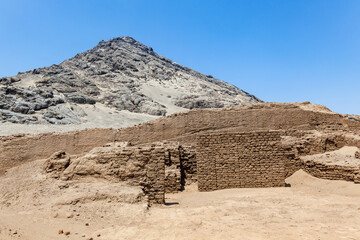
[179,146,185,191]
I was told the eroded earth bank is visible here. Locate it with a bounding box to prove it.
[1,102,360,240]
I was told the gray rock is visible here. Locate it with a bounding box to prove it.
[0,109,38,124]
[0,36,261,124]
[173,95,229,109]
[42,105,82,124]
[0,77,21,85]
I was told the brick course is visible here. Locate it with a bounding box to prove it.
[197,131,286,191]
[163,144,197,193]
[302,160,358,182]
[301,152,360,184]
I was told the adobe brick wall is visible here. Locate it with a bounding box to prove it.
[197,131,286,191]
[136,141,196,193]
[302,160,359,183]
[114,105,360,145]
[47,146,166,204]
[179,146,197,184]
[355,170,360,184]
[282,131,360,178]
[0,128,114,175]
[165,167,181,193]
[2,103,360,176]
[163,143,197,193]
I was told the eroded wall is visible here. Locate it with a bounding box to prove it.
[114,105,360,145]
[162,143,197,193]
[0,128,115,175]
[45,146,166,204]
[302,160,359,183]
[2,104,360,176]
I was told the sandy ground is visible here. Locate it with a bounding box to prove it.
[0,103,159,136]
[0,96,190,136]
[140,84,186,115]
[0,81,189,137]
[1,159,360,240]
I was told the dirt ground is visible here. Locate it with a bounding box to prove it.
[0,160,360,240]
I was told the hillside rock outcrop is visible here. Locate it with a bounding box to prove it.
[0,36,261,125]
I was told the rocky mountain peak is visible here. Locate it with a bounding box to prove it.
[92,36,156,56]
[0,36,261,126]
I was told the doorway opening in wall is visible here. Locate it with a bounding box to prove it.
[164,145,197,199]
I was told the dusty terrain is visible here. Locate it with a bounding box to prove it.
[0,103,158,136]
[1,102,360,239]
[0,158,360,240]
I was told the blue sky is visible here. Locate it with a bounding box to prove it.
[1,0,359,114]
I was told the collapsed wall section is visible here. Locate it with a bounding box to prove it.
[197,131,286,191]
[154,142,197,193]
[179,145,197,184]
[300,148,360,183]
[164,144,182,193]
[45,146,166,204]
[302,160,359,182]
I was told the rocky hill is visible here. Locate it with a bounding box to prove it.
[0,36,260,125]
